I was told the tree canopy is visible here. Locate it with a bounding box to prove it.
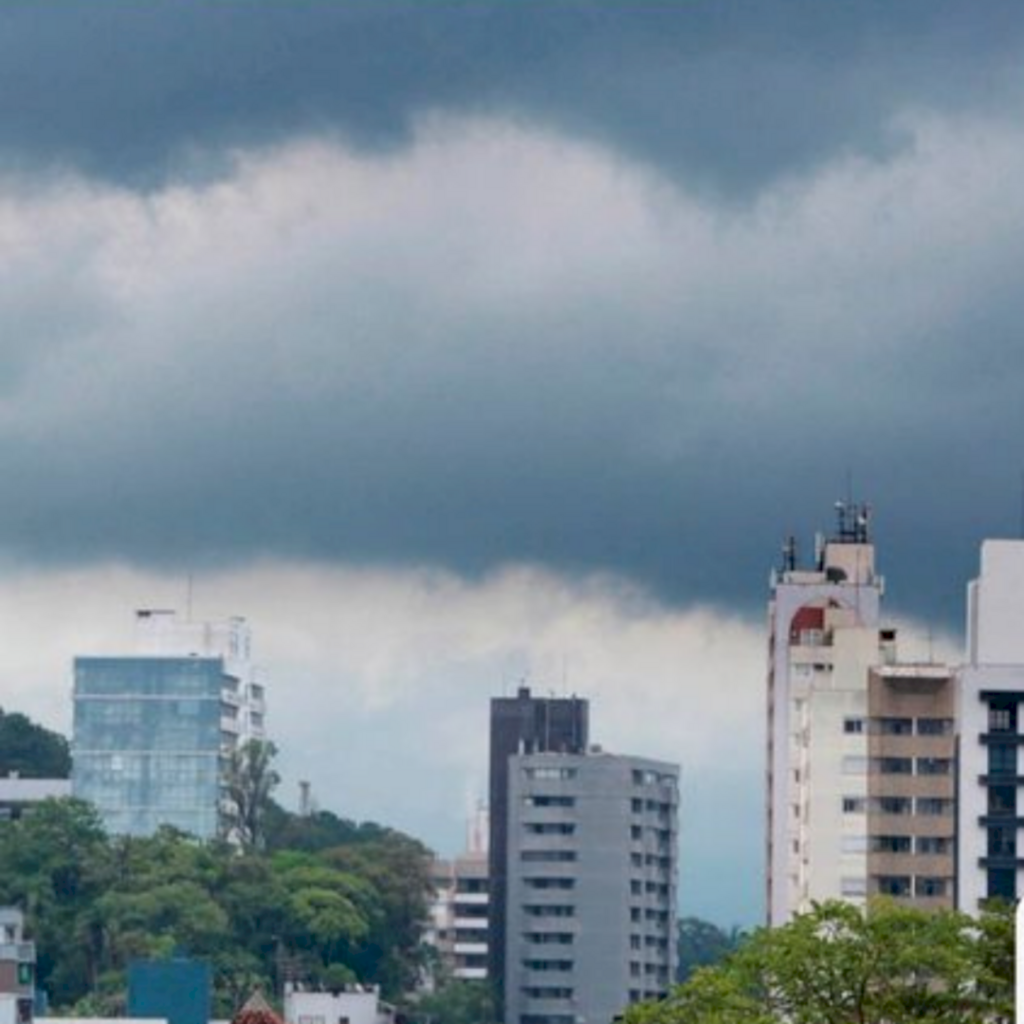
[627,899,1014,1024]
[0,798,432,1017]
[0,707,71,778]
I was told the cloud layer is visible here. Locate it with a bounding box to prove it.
[1,112,1023,620]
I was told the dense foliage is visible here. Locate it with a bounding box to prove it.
[677,916,745,983]
[629,899,1014,1024]
[0,798,432,1017]
[404,979,497,1024]
[0,707,71,778]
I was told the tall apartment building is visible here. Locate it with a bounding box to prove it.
[957,539,1024,909]
[426,805,490,982]
[504,750,678,1024]
[766,503,959,922]
[488,688,588,1001]
[72,610,266,839]
[0,908,35,1024]
[766,504,884,925]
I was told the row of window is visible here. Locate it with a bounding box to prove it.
[524,959,573,972]
[524,795,575,808]
[843,716,953,736]
[629,880,671,897]
[631,798,674,815]
[844,834,953,855]
[841,756,953,776]
[524,877,575,890]
[630,852,673,871]
[632,769,676,787]
[525,823,575,836]
[525,932,573,945]
[523,987,574,1000]
[522,850,576,863]
[524,768,577,781]
[842,796,953,816]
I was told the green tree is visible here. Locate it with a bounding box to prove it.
[222,740,281,851]
[324,833,432,995]
[677,917,744,982]
[0,798,111,1006]
[626,900,1015,1024]
[405,980,497,1024]
[0,707,71,778]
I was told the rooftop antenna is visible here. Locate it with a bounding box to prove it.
[782,535,797,573]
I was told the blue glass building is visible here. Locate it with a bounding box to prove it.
[72,656,234,838]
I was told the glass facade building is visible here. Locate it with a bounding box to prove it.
[72,656,235,838]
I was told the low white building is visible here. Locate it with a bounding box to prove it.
[0,777,71,822]
[283,986,394,1024]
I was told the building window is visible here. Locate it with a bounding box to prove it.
[875,797,912,815]
[877,717,913,736]
[525,823,576,836]
[843,717,865,734]
[523,959,574,972]
[988,785,1017,817]
[915,877,948,898]
[526,768,578,781]
[988,707,1015,733]
[522,850,577,863]
[842,797,867,814]
[987,827,1017,858]
[916,757,953,776]
[871,835,911,854]
[915,836,952,855]
[526,795,576,808]
[876,757,913,775]
[987,868,1016,901]
[917,718,953,736]
[916,798,953,816]
[989,744,1017,776]
[840,877,867,896]
[875,876,911,897]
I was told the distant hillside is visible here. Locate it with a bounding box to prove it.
[0,707,72,778]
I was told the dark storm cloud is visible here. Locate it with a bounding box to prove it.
[1,111,1023,626]
[1,1,1023,194]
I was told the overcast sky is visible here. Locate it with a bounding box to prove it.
[1,2,1021,925]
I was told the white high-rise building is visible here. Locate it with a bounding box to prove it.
[134,609,267,743]
[767,506,961,924]
[957,540,1024,909]
[766,504,885,925]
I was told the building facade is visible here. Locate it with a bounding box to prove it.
[0,909,35,1024]
[0,778,70,823]
[426,805,490,983]
[488,688,589,1001]
[864,665,956,907]
[72,610,265,839]
[766,504,884,924]
[766,504,960,922]
[957,540,1024,909]
[504,750,678,1024]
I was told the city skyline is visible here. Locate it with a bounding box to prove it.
[0,2,1021,926]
